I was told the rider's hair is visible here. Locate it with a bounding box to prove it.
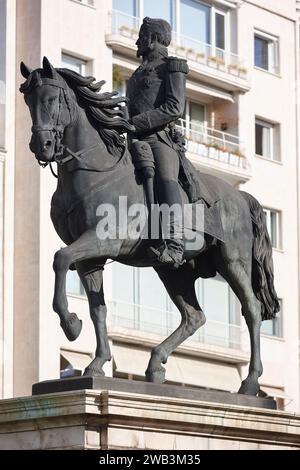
[141,17,172,47]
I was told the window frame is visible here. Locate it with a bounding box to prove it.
[185,100,208,134]
[254,29,279,75]
[255,117,281,162]
[261,299,283,338]
[113,0,231,54]
[255,118,274,160]
[263,208,282,250]
[61,53,87,75]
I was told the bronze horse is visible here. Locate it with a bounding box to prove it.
[20,57,279,395]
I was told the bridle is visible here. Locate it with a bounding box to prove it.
[30,77,97,178]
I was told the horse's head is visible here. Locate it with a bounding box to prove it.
[20,57,72,164]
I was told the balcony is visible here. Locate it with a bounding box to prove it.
[176,119,251,183]
[109,299,242,351]
[106,10,251,93]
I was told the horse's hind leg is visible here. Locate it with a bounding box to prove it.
[216,255,262,396]
[146,266,206,383]
[76,261,111,376]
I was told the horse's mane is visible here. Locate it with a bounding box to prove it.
[21,68,133,157]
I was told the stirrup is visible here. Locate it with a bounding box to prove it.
[148,244,186,269]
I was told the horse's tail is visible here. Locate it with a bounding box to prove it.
[240,191,280,320]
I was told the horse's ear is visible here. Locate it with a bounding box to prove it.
[42,56,57,78]
[20,62,32,78]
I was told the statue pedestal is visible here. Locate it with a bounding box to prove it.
[0,379,299,449]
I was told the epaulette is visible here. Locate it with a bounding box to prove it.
[167,56,189,74]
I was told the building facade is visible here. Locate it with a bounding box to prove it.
[0,0,299,412]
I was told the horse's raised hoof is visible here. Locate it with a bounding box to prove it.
[60,312,82,342]
[238,379,260,396]
[83,358,105,377]
[145,366,166,384]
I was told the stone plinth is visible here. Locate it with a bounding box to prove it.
[32,376,276,409]
[0,388,300,449]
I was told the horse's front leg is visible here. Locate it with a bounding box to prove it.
[76,261,111,376]
[52,229,120,341]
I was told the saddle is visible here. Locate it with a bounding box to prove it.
[131,140,224,243]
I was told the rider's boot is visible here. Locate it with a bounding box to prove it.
[148,180,185,269]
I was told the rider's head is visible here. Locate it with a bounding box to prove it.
[136,17,172,58]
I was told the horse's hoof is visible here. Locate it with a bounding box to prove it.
[83,358,105,377]
[145,366,166,384]
[60,313,82,341]
[238,379,260,396]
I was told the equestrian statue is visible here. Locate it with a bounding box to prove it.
[20,17,279,396]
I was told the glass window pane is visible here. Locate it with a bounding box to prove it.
[261,319,274,336]
[190,102,206,141]
[255,122,271,157]
[255,36,269,70]
[138,268,167,310]
[113,0,136,16]
[66,271,84,295]
[255,123,263,155]
[262,125,271,157]
[111,263,135,327]
[180,0,210,44]
[203,277,230,347]
[270,211,278,248]
[203,277,229,324]
[138,268,168,335]
[190,102,205,127]
[61,55,85,74]
[144,0,174,29]
[215,13,225,50]
[112,263,135,303]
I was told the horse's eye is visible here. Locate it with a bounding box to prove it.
[48,97,57,104]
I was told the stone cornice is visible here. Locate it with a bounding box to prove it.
[0,390,299,448]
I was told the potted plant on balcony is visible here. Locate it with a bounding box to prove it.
[195,52,206,64]
[238,66,248,78]
[207,142,220,159]
[215,57,226,72]
[131,27,139,40]
[186,48,197,61]
[230,149,245,166]
[119,25,132,38]
[175,44,187,58]
[219,147,230,163]
[228,63,239,76]
[208,56,218,68]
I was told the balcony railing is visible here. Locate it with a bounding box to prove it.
[176,119,247,169]
[109,300,242,350]
[110,10,247,79]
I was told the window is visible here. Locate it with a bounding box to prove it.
[189,102,206,130]
[254,31,279,74]
[113,0,137,16]
[261,300,283,337]
[215,11,226,50]
[181,101,206,141]
[111,264,240,348]
[61,54,86,75]
[263,209,281,249]
[255,118,280,161]
[66,271,85,296]
[180,0,210,44]
[144,0,175,29]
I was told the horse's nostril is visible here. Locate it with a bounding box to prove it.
[43,140,52,150]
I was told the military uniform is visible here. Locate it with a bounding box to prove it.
[127,49,188,185]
